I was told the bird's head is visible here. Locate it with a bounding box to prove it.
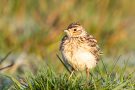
[64,23,87,38]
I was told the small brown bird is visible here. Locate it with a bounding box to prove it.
[60,23,101,79]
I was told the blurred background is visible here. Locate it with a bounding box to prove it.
[0,0,135,75]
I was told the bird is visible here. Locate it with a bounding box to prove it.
[59,22,101,79]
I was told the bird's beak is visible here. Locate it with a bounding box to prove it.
[64,29,69,33]
[64,29,70,36]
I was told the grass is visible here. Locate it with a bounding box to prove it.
[6,58,134,90]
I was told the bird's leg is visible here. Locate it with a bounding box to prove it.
[68,70,74,80]
[68,67,75,80]
[86,67,90,81]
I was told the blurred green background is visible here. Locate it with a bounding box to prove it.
[0,0,135,74]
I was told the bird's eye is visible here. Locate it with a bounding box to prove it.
[74,29,77,31]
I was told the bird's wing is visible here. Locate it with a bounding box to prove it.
[84,35,102,61]
[59,35,75,71]
[59,35,68,51]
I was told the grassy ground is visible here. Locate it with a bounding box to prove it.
[2,58,134,90]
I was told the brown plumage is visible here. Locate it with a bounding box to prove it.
[60,23,101,79]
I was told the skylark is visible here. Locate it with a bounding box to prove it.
[60,23,101,79]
